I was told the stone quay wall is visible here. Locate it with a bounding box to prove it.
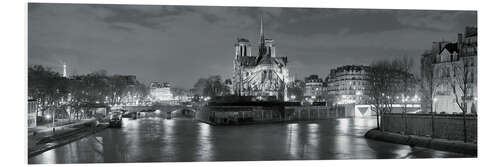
[381,113,477,142]
[196,105,347,125]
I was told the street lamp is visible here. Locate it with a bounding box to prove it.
[45,114,52,128]
[51,108,55,133]
[431,97,438,138]
[433,98,438,113]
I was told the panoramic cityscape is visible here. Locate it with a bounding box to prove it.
[27,3,477,163]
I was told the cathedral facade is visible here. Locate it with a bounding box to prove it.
[231,17,290,101]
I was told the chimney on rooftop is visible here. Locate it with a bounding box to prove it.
[458,33,463,59]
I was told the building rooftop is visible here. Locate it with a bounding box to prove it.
[441,43,458,54]
[236,38,250,43]
[305,74,323,83]
[333,65,370,73]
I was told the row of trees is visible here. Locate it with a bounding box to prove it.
[192,75,231,99]
[287,80,306,101]
[28,65,148,121]
[366,56,417,130]
[191,75,309,102]
[370,52,474,142]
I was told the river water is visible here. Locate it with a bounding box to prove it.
[28,117,471,164]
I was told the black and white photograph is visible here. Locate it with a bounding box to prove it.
[17,0,487,165]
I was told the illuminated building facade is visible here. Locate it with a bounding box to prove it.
[432,27,477,114]
[327,65,371,105]
[304,75,325,100]
[232,17,290,100]
[28,99,37,128]
[150,82,174,102]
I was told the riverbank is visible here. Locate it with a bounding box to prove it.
[28,119,108,158]
[364,129,477,156]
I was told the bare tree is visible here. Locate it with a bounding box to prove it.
[192,75,230,98]
[450,59,470,142]
[392,56,416,135]
[367,60,393,130]
[28,65,69,123]
[287,80,305,101]
[421,51,437,138]
[367,58,416,131]
[29,65,150,122]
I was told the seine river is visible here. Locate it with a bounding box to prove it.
[29,117,470,164]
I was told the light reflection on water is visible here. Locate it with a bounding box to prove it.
[197,123,213,161]
[162,119,176,160]
[28,117,472,164]
[286,123,299,159]
[306,123,319,159]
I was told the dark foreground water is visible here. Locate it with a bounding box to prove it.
[29,117,471,164]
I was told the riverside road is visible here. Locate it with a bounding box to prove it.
[28,116,471,163]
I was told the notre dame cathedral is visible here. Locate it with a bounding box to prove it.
[231,17,290,101]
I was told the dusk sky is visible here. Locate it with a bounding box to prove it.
[28,3,476,89]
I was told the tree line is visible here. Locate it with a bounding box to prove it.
[366,56,418,130]
[28,65,148,121]
[192,75,231,100]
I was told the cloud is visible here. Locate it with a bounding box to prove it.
[96,5,193,30]
[395,10,477,31]
[28,4,477,88]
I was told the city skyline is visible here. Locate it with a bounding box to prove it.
[28,3,477,89]
[27,3,479,164]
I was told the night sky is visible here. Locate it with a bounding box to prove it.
[28,3,476,89]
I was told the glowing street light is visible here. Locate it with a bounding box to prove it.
[433,98,438,114]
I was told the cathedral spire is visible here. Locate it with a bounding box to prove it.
[258,15,266,57]
[259,15,264,46]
